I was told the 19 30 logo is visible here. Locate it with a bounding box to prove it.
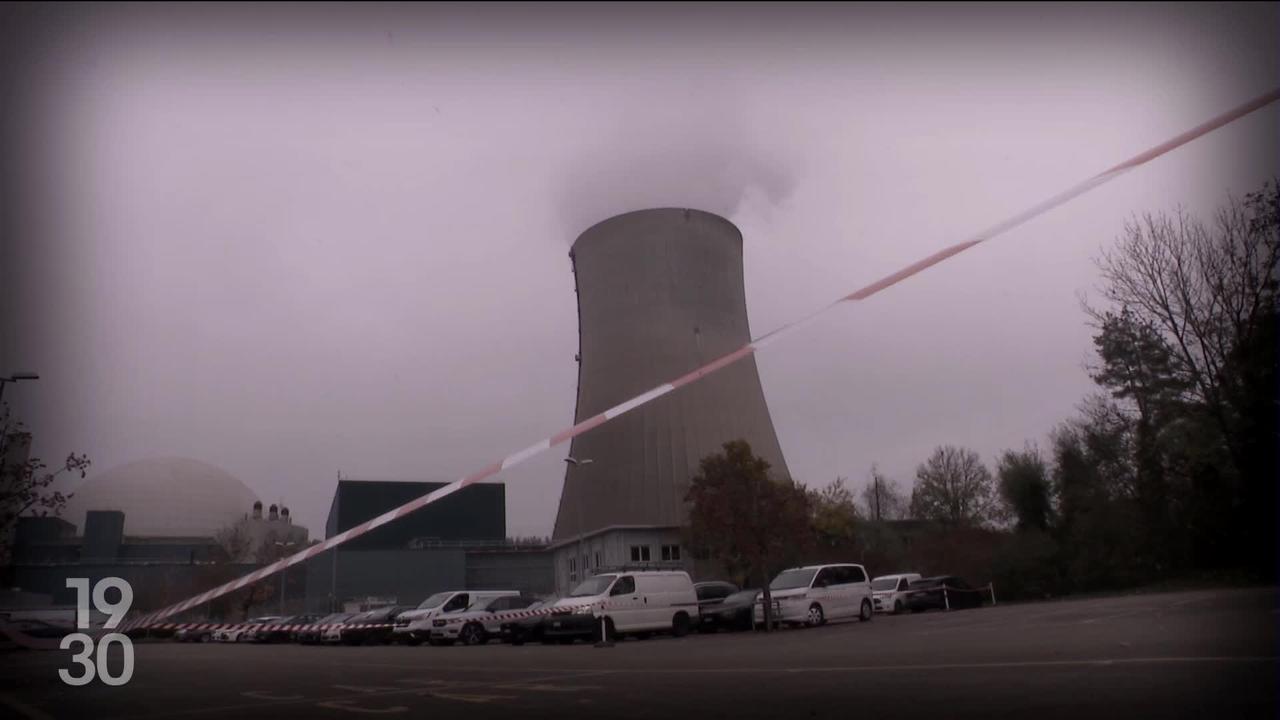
[59,577,135,686]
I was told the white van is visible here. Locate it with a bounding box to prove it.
[392,590,518,645]
[544,571,699,641]
[871,573,922,614]
[755,563,873,627]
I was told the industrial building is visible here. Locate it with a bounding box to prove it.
[303,479,553,612]
[552,208,792,593]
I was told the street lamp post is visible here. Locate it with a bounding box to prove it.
[563,457,593,584]
[0,372,39,405]
[274,541,297,615]
[565,456,612,648]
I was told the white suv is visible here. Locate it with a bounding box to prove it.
[392,590,517,645]
[756,564,873,627]
[871,573,922,614]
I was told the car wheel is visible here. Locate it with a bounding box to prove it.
[893,600,904,615]
[460,624,486,646]
[672,613,691,638]
[860,599,873,622]
[405,636,421,646]
[806,604,825,627]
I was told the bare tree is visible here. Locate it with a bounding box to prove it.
[1,403,90,564]
[809,477,859,548]
[1087,181,1278,570]
[909,446,997,526]
[1089,182,1278,474]
[214,522,253,563]
[860,464,908,521]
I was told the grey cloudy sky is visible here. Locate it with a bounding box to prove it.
[2,3,1277,538]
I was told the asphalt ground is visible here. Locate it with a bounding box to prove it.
[2,587,1275,720]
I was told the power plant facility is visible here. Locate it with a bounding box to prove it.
[551,208,791,592]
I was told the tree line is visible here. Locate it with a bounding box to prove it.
[688,180,1277,603]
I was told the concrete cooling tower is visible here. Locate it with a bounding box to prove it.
[552,208,791,559]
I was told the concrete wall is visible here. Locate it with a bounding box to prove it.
[82,511,125,561]
[555,209,791,541]
[464,550,555,597]
[303,549,466,613]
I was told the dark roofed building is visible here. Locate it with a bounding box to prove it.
[324,479,505,550]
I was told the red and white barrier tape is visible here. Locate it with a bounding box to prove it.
[118,86,1278,633]
[157,622,398,632]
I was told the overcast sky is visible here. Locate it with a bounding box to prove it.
[2,3,1277,539]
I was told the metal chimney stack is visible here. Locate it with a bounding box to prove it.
[553,208,791,541]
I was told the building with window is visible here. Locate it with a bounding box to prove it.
[549,526,687,590]
[551,210,792,594]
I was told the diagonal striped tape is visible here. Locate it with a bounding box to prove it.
[119,86,1279,632]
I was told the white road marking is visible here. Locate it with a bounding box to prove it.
[241,691,306,701]
[315,700,408,714]
[494,682,603,692]
[427,692,515,704]
[107,670,616,719]
[332,685,403,694]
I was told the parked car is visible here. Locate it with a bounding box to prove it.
[871,573,923,614]
[502,599,558,645]
[297,613,354,644]
[393,590,519,646]
[118,622,174,641]
[429,595,540,646]
[340,607,410,645]
[174,626,215,643]
[0,618,73,640]
[694,581,740,613]
[905,576,984,612]
[543,570,700,643]
[214,616,280,643]
[699,589,760,632]
[755,564,874,627]
[249,614,321,643]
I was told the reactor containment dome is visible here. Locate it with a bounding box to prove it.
[61,457,261,538]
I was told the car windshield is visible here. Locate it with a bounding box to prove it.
[569,575,616,597]
[417,592,453,609]
[871,578,901,591]
[770,569,817,590]
[910,578,943,589]
[474,596,510,611]
[726,590,760,604]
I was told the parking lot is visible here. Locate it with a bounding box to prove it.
[2,587,1275,720]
